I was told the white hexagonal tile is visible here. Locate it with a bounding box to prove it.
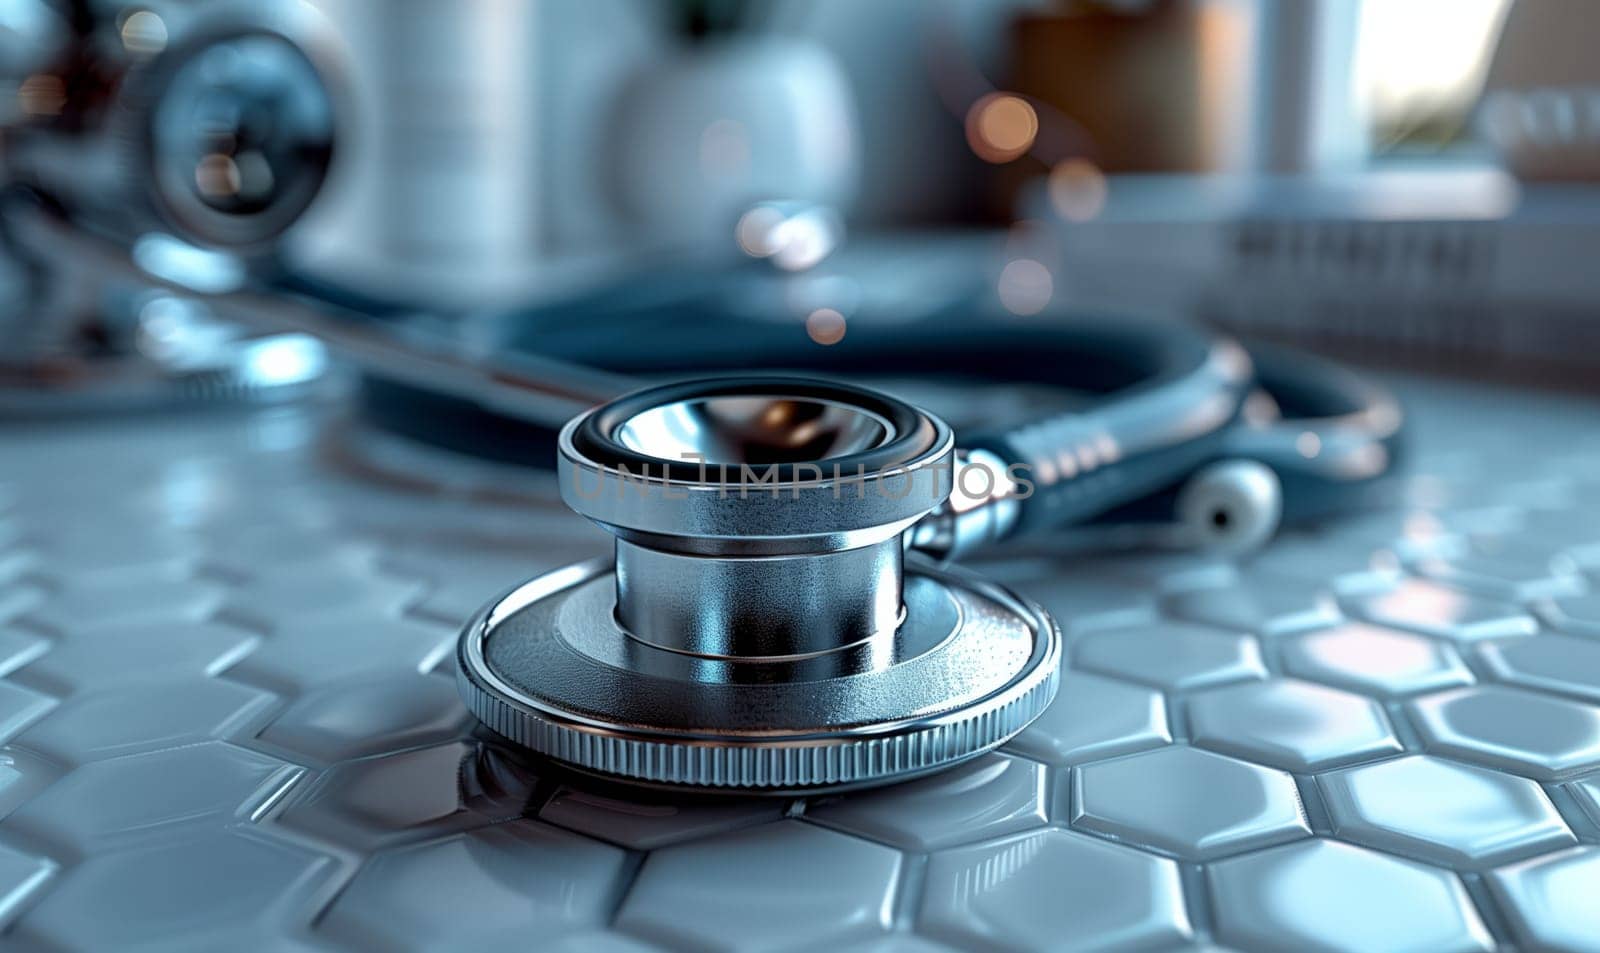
[1487,846,1600,953]
[807,753,1047,851]
[1003,669,1170,767]
[255,672,469,764]
[1319,755,1574,870]
[13,676,277,765]
[917,828,1191,953]
[7,742,301,852]
[1209,839,1491,953]
[1074,623,1265,693]
[1188,679,1402,772]
[1410,686,1600,781]
[616,820,901,953]
[1345,579,1536,642]
[23,830,335,950]
[1479,635,1600,705]
[1281,623,1475,698]
[319,821,628,951]
[1071,746,1309,860]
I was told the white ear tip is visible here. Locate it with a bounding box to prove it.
[1175,459,1283,554]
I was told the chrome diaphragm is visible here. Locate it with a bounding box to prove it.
[456,376,1060,793]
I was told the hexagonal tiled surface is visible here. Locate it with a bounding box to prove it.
[615,821,902,952]
[1479,635,1600,704]
[5,741,302,853]
[1188,679,1402,772]
[1487,846,1600,953]
[254,672,470,764]
[1319,755,1574,870]
[320,821,629,951]
[276,741,494,849]
[1281,622,1476,698]
[19,829,336,951]
[807,753,1047,851]
[1410,686,1600,780]
[917,828,1191,952]
[1345,578,1538,642]
[1161,578,1341,637]
[3,373,1600,948]
[1002,669,1170,767]
[539,784,784,851]
[1538,592,1600,638]
[1073,622,1266,692]
[1209,839,1493,953]
[1072,745,1309,859]
[12,676,276,765]
[17,620,258,694]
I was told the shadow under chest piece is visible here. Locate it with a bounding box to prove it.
[455,377,1061,794]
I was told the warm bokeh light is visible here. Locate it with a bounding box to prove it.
[805,308,847,346]
[18,74,65,116]
[120,9,169,55]
[195,154,242,198]
[966,93,1038,164]
[1047,159,1108,222]
[997,259,1052,315]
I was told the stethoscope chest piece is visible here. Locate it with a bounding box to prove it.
[455,377,1060,793]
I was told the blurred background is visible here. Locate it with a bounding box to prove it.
[1,0,1597,425]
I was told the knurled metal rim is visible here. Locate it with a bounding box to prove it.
[455,571,1060,793]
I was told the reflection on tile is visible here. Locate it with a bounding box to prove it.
[1003,669,1170,767]
[1072,746,1308,860]
[1074,623,1265,693]
[1410,686,1600,781]
[1188,679,1401,772]
[1319,756,1573,870]
[1209,840,1492,953]
[540,784,783,851]
[808,754,1046,851]
[320,821,627,952]
[23,830,334,951]
[1345,579,1537,642]
[1281,623,1475,698]
[1479,635,1600,704]
[617,821,900,953]
[14,676,276,765]
[1488,847,1600,953]
[277,741,487,848]
[0,842,55,932]
[256,673,469,764]
[917,828,1191,953]
[7,742,300,852]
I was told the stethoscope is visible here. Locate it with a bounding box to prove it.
[0,1,1404,793]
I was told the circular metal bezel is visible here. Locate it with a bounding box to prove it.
[456,557,1060,794]
[558,378,957,547]
[571,376,938,482]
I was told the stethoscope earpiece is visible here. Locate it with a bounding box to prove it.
[1174,459,1284,555]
